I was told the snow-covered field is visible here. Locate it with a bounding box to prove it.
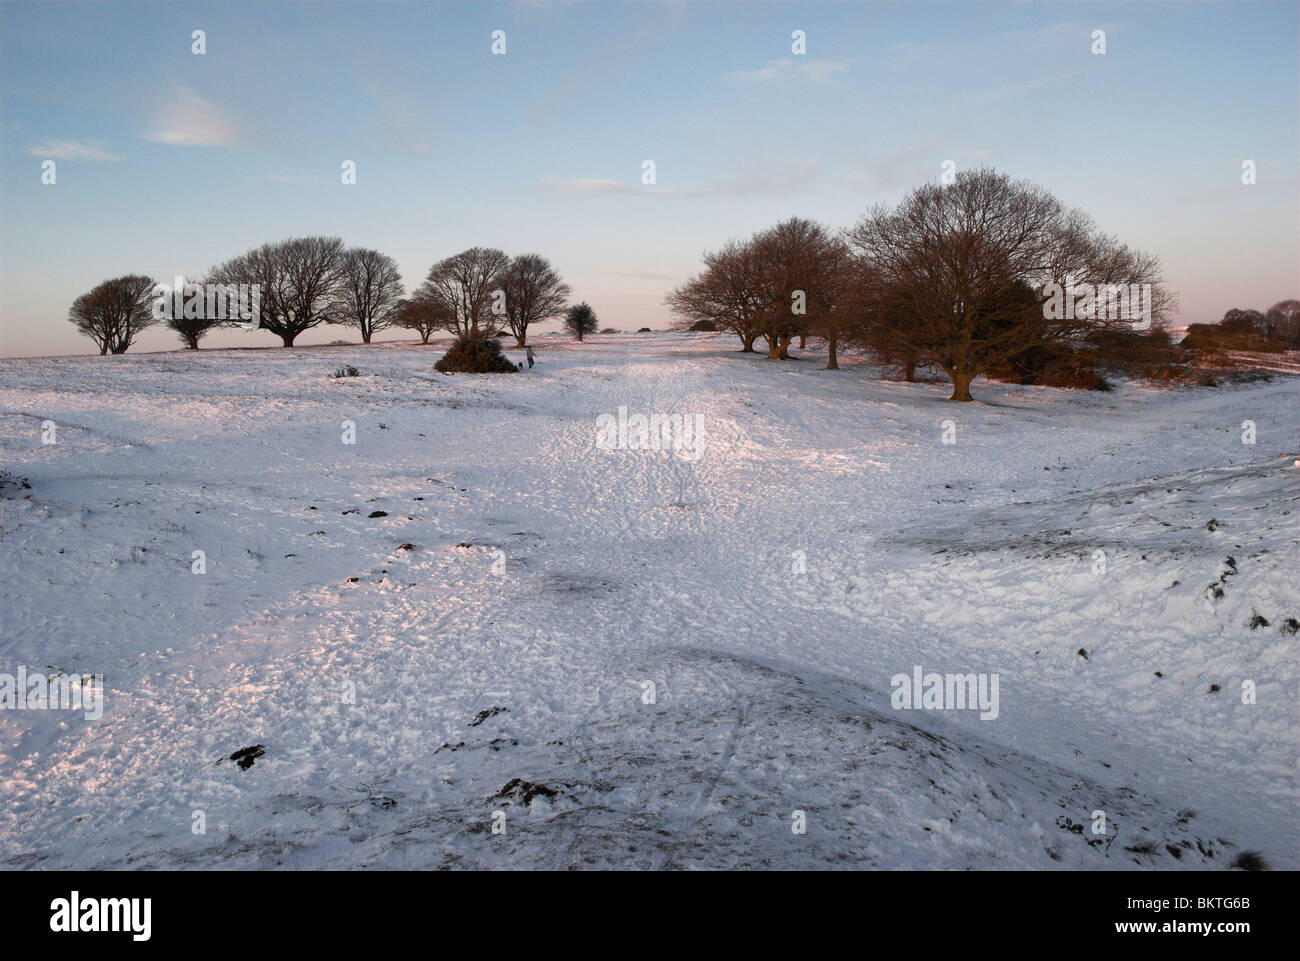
[1,332,1296,869]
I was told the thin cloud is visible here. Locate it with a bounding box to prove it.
[721,58,854,86]
[258,172,329,185]
[540,178,639,197]
[364,82,432,158]
[541,161,818,200]
[143,86,243,147]
[24,138,122,163]
[715,161,819,195]
[610,270,677,281]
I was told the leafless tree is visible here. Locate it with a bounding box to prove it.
[665,240,766,352]
[1265,299,1300,347]
[498,254,571,347]
[339,248,404,344]
[421,247,510,338]
[68,274,158,354]
[212,236,346,346]
[161,274,227,349]
[391,292,452,345]
[846,168,1173,400]
[751,217,843,360]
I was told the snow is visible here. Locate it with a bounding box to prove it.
[1,332,1296,869]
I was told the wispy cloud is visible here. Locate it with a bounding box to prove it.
[540,177,639,197]
[715,161,819,195]
[257,172,329,185]
[610,269,677,281]
[143,85,243,147]
[24,138,121,163]
[721,58,854,86]
[364,82,432,158]
[1185,158,1290,169]
[541,161,819,200]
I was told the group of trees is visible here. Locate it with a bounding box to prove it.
[68,240,578,352]
[1182,302,1300,352]
[668,168,1178,401]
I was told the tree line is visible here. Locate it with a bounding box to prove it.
[666,167,1186,401]
[67,242,579,353]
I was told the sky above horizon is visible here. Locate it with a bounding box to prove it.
[1,0,1297,358]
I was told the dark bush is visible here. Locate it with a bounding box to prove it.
[689,320,718,331]
[1181,324,1288,355]
[987,342,1110,390]
[638,327,652,333]
[600,327,618,334]
[435,335,518,374]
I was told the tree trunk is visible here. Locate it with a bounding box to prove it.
[741,333,756,352]
[903,357,916,382]
[515,336,526,349]
[186,335,199,350]
[826,331,838,370]
[281,332,295,347]
[362,330,372,345]
[798,333,807,349]
[948,369,975,402]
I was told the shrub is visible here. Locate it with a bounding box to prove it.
[638,327,652,333]
[600,327,618,334]
[689,320,718,332]
[1181,324,1288,355]
[435,334,518,374]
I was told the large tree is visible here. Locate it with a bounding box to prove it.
[161,275,226,349]
[339,248,404,344]
[212,236,346,346]
[497,253,571,347]
[751,217,842,360]
[847,168,1172,401]
[666,239,765,352]
[421,247,510,338]
[68,274,158,354]
[391,292,453,344]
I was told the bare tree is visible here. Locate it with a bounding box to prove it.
[68,274,158,354]
[421,247,510,338]
[391,292,452,345]
[160,275,227,349]
[847,168,1173,401]
[339,248,404,344]
[666,240,765,352]
[1265,299,1300,347]
[498,254,571,347]
[212,236,346,346]
[751,217,843,360]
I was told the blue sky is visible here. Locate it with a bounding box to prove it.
[2,1,1296,357]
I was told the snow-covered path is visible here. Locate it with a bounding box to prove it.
[1,333,1295,868]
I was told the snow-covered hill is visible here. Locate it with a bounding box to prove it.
[1,333,1295,869]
